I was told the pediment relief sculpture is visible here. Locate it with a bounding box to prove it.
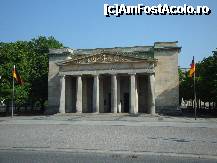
[57,53,155,65]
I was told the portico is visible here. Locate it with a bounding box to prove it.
[57,52,156,114]
[48,42,181,115]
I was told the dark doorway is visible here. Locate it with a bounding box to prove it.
[82,76,93,113]
[123,93,129,113]
[108,93,111,112]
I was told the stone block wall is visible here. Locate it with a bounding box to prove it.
[154,42,180,113]
[47,55,68,114]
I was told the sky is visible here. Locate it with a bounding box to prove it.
[0,0,217,67]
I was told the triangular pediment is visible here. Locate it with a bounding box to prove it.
[58,53,152,65]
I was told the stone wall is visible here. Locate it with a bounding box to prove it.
[47,56,68,114]
[154,44,180,113]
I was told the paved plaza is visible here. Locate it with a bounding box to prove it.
[0,114,217,161]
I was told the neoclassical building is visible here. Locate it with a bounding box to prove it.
[48,41,181,114]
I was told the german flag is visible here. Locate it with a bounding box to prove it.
[12,65,23,85]
[189,56,195,77]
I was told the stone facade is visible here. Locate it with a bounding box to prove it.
[48,42,181,114]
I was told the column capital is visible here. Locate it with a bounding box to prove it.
[59,74,66,78]
[128,73,136,75]
[93,74,100,77]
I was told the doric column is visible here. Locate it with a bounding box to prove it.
[130,74,138,114]
[93,75,99,113]
[117,77,121,113]
[59,75,66,113]
[148,74,155,115]
[76,75,82,113]
[111,74,117,113]
[135,76,138,113]
[99,77,104,113]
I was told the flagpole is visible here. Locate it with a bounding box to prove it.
[193,57,197,120]
[11,65,15,118]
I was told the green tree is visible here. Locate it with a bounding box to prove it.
[0,36,63,112]
[198,51,217,103]
[179,50,217,108]
[29,36,63,111]
[0,41,31,107]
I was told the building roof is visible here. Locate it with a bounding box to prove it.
[49,41,181,59]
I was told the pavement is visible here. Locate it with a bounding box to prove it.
[1,113,217,128]
[1,149,217,163]
[0,113,217,161]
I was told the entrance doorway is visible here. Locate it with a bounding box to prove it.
[82,76,93,113]
[123,93,129,112]
[108,93,111,112]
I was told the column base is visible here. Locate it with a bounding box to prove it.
[92,112,99,114]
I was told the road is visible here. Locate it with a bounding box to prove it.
[0,114,217,162]
[0,149,216,163]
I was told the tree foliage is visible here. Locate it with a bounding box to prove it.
[179,50,217,106]
[0,36,63,111]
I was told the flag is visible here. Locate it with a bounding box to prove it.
[189,56,195,77]
[12,65,23,85]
